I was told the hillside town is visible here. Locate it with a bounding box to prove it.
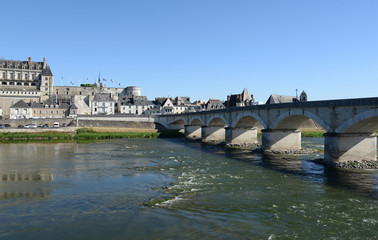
[0,57,308,120]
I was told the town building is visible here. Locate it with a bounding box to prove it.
[30,102,70,119]
[265,90,308,104]
[225,89,254,107]
[0,57,53,118]
[204,99,225,110]
[9,100,32,119]
[91,93,115,115]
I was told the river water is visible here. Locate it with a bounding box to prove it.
[0,138,377,239]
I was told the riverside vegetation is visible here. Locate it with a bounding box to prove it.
[0,128,184,142]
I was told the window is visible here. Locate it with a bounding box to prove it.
[45,77,48,80]
[25,74,28,80]
[17,73,21,79]
[110,102,113,106]
[2,72,6,79]
[102,102,105,107]
[129,110,131,113]
[32,74,35,79]
[10,73,14,79]
[45,83,48,86]
[94,102,97,106]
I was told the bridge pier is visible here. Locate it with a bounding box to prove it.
[261,129,301,150]
[201,125,225,142]
[324,133,377,164]
[184,125,202,139]
[225,127,257,145]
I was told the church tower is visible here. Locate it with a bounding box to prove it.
[300,90,307,102]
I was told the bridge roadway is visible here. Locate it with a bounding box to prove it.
[156,97,378,164]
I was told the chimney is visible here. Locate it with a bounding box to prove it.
[43,58,46,68]
[28,57,31,65]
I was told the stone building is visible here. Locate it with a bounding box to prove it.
[0,57,53,118]
[30,102,70,119]
[225,89,254,107]
[91,93,115,115]
[265,91,308,104]
[204,99,225,110]
[9,100,32,119]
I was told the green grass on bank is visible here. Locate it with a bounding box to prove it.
[0,128,184,142]
[0,132,72,141]
[74,129,183,140]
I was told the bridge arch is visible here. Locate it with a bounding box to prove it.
[168,118,187,125]
[269,109,330,132]
[231,112,267,129]
[189,117,205,126]
[206,116,230,127]
[336,108,378,133]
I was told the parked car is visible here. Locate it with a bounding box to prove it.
[62,123,67,127]
[18,125,24,128]
[4,124,10,127]
[29,123,37,128]
[38,124,43,128]
[0,125,4,129]
[53,122,60,128]
[41,125,47,129]
[24,125,30,128]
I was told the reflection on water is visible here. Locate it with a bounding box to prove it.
[0,139,377,239]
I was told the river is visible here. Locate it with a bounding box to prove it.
[0,138,377,239]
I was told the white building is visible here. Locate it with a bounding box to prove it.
[9,100,32,119]
[91,93,115,115]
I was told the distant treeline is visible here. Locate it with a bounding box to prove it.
[80,84,94,87]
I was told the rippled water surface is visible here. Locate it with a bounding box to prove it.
[0,138,377,239]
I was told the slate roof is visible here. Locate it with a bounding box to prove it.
[241,89,252,101]
[69,104,78,110]
[0,59,44,70]
[31,102,70,109]
[41,65,53,76]
[93,93,113,102]
[266,94,298,104]
[176,96,191,105]
[10,100,30,108]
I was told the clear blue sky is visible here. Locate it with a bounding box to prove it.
[1,0,377,102]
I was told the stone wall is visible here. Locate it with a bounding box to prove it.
[78,120,164,129]
[0,118,74,127]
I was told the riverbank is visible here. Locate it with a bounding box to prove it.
[0,127,183,142]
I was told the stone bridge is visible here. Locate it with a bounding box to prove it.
[155,97,378,164]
